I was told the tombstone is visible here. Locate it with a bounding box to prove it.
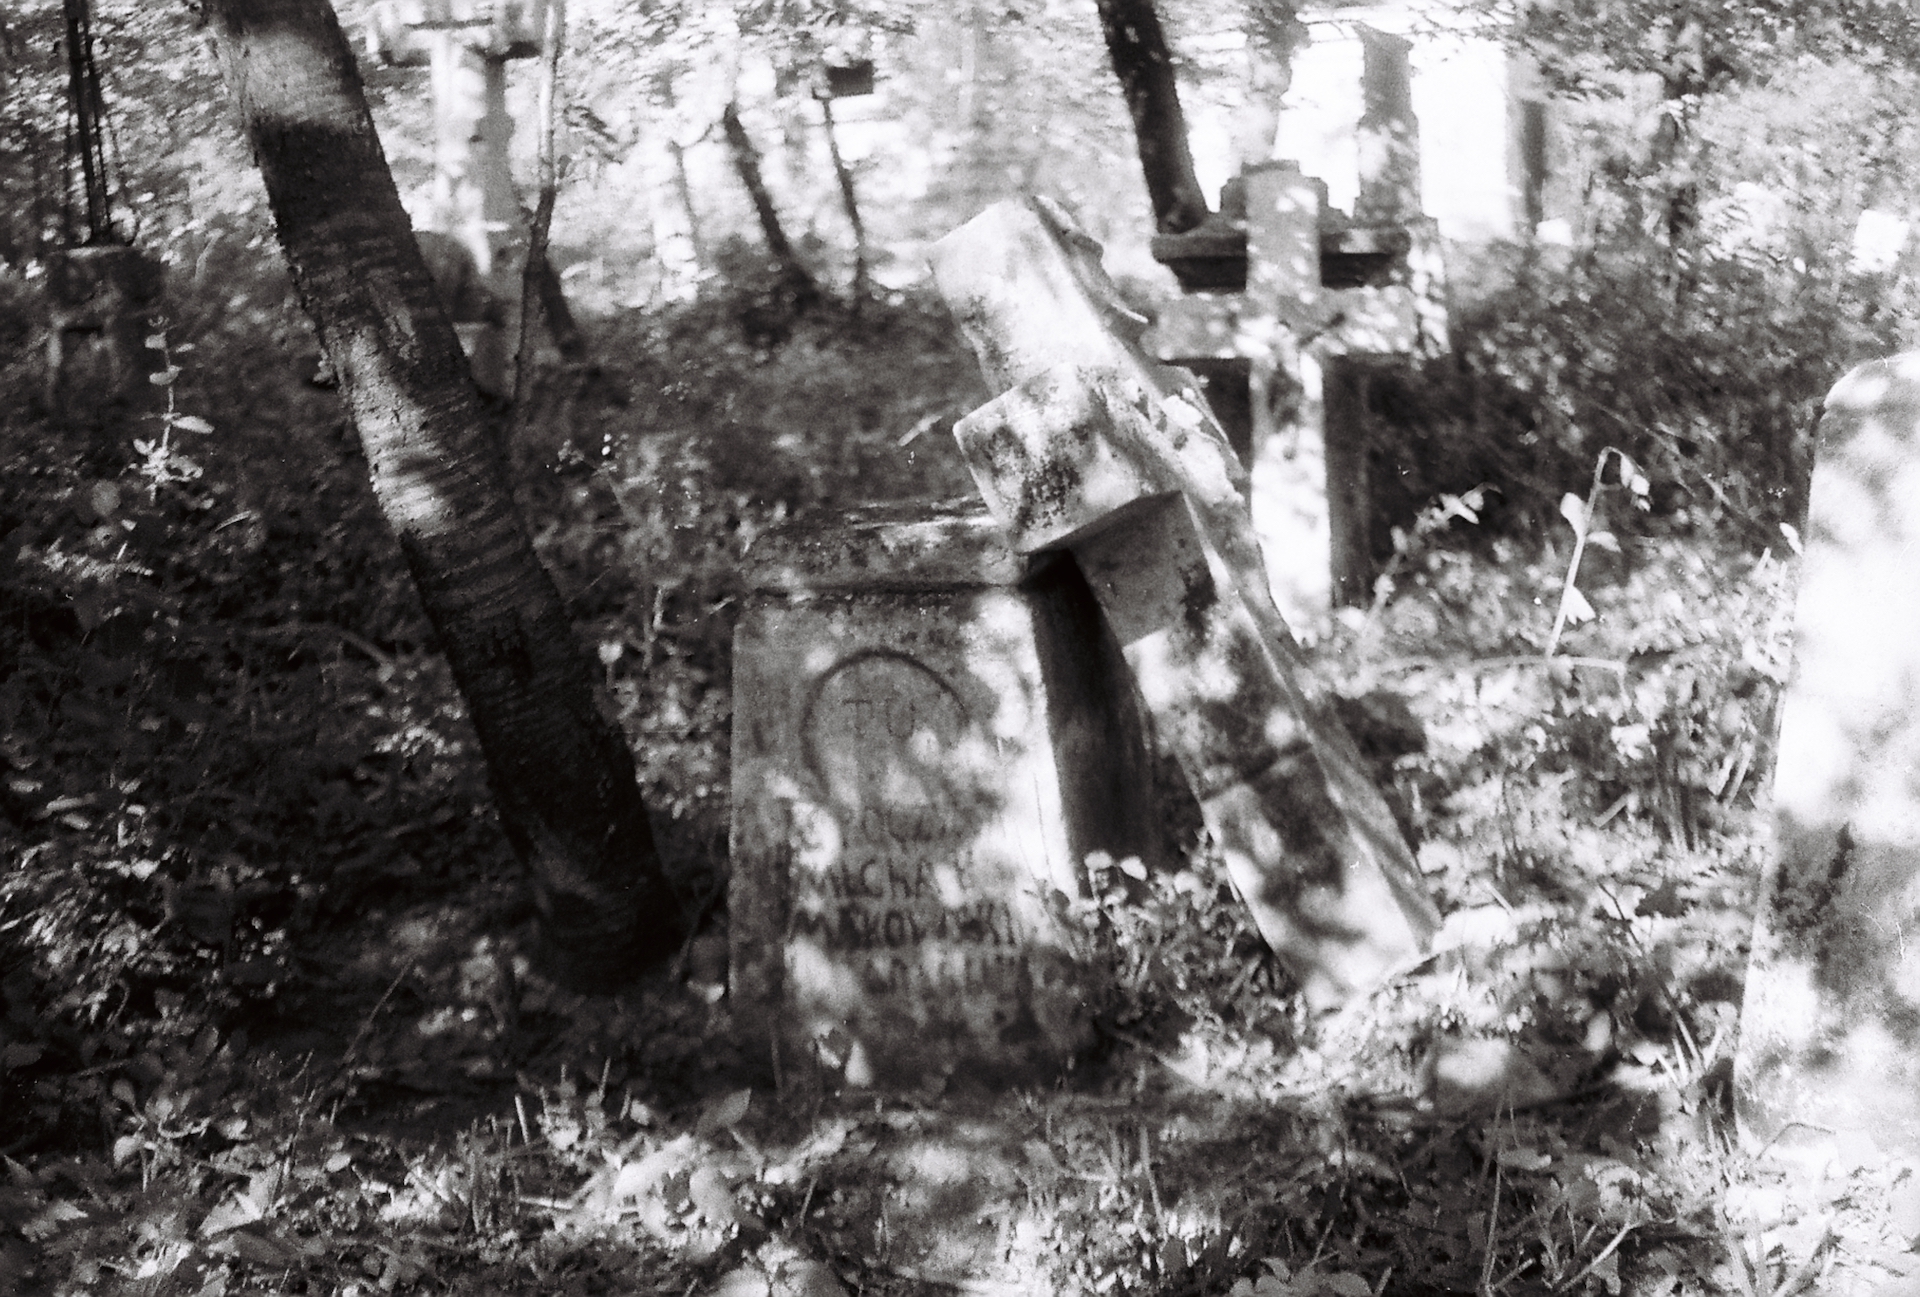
[729,500,1165,1089]
[368,0,551,395]
[1145,61,1448,620]
[1354,27,1419,226]
[1279,9,1549,244]
[1736,354,1920,1250]
[44,243,164,460]
[932,200,1440,1009]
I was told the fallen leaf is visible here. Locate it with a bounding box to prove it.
[688,1165,741,1226]
[1496,1146,1554,1172]
[200,1192,263,1237]
[778,1257,849,1296]
[215,1227,294,1268]
[709,1263,772,1297]
[698,1088,752,1136]
[21,1200,85,1240]
[1317,1275,1372,1297]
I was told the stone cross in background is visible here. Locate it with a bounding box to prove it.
[933,199,1439,1010]
[365,0,551,395]
[1147,28,1448,620]
[1736,354,1920,1257]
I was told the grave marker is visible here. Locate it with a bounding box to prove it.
[45,244,164,455]
[1146,156,1447,617]
[367,0,552,394]
[1737,353,1920,1244]
[933,201,1440,1008]
[729,500,1163,1088]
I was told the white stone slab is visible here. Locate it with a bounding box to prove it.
[1738,353,1920,1251]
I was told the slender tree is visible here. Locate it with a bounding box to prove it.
[1093,0,1211,234]
[721,99,821,319]
[818,93,868,310]
[202,0,682,990]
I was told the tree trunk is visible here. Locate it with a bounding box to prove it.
[721,100,821,317]
[204,0,681,991]
[1653,13,1707,246]
[1093,0,1211,234]
[528,247,586,361]
[818,96,868,312]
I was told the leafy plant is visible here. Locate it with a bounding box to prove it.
[1545,447,1652,659]
[131,323,214,493]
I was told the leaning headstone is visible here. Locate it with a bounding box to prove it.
[729,500,1163,1088]
[1737,353,1920,1246]
[933,201,1440,1009]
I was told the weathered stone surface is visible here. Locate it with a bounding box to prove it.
[934,199,1308,659]
[950,363,1438,1005]
[1737,353,1920,1244]
[744,499,1026,593]
[730,501,1161,1087]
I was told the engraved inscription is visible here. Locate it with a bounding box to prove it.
[791,648,1038,1007]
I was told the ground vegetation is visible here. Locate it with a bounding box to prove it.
[1,2,1918,1294]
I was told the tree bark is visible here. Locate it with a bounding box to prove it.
[721,100,821,317]
[528,247,586,361]
[204,0,681,990]
[819,95,868,312]
[1093,0,1211,234]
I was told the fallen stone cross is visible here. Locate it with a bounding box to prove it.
[932,198,1439,1009]
[729,499,1167,1088]
[1737,353,1920,1248]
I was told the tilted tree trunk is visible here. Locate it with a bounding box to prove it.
[1093,0,1212,234]
[721,100,821,318]
[204,0,681,990]
[528,247,586,362]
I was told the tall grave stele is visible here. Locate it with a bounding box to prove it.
[45,0,164,456]
[1737,352,1920,1266]
[729,500,1167,1089]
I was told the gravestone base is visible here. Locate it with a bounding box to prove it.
[730,502,1163,1090]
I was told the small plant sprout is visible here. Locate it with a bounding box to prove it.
[1545,447,1651,660]
[1372,483,1496,609]
[134,319,215,492]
